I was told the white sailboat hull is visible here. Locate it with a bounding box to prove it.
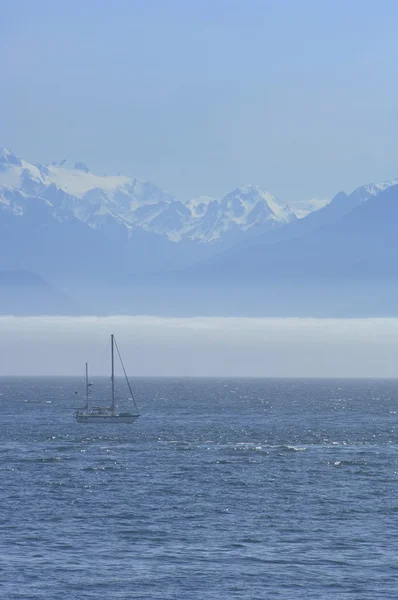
[75,413,139,424]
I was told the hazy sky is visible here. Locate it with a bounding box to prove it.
[1,0,398,204]
[1,316,398,377]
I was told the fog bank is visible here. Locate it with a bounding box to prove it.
[1,316,398,378]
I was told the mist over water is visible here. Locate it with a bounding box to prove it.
[1,315,398,377]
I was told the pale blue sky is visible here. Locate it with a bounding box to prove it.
[1,0,398,203]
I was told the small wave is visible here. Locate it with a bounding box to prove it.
[282,445,307,452]
[329,459,368,468]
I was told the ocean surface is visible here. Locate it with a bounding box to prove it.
[0,377,397,599]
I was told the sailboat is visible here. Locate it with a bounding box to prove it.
[75,334,140,424]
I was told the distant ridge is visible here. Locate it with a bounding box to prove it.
[0,269,49,286]
[179,183,398,283]
[0,270,76,315]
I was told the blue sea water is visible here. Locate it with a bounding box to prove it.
[0,377,397,599]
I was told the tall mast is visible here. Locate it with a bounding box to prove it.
[111,334,115,413]
[85,362,89,409]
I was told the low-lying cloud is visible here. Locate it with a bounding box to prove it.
[1,316,398,377]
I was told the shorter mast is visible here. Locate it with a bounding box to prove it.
[85,362,89,410]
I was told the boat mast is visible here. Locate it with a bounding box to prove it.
[85,362,89,409]
[111,334,115,413]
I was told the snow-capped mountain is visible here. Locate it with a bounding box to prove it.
[346,178,398,206]
[0,149,295,244]
[181,185,295,242]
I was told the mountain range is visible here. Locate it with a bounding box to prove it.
[0,147,295,243]
[0,148,299,283]
[1,147,397,316]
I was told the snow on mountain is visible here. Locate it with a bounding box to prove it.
[0,150,45,191]
[185,185,295,242]
[0,148,23,168]
[186,196,216,217]
[348,178,398,204]
[288,197,330,219]
[0,149,296,244]
[43,163,132,197]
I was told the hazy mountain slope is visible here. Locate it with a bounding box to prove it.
[0,148,300,283]
[67,184,398,316]
[0,270,75,315]
[225,176,398,253]
[2,147,398,317]
[181,184,398,283]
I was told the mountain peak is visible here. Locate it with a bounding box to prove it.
[222,184,295,225]
[0,148,22,167]
[235,183,261,193]
[227,184,267,198]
